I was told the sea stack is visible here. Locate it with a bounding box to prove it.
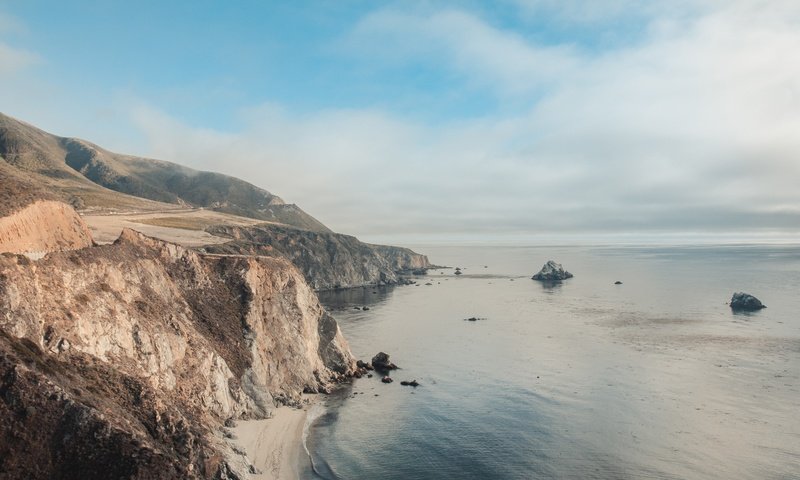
[730,292,766,311]
[531,261,573,282]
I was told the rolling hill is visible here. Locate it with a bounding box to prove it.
[0,112,329,232]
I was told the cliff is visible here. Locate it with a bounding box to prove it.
[204,224,431,290]
[0,200,94,255]
[0,228,355,479]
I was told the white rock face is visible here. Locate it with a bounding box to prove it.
[0,229,355,421]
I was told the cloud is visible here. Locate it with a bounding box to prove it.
[119,1,800,240]
[0,12,39,74]
[345,9,582,95]
[0,42,39,74]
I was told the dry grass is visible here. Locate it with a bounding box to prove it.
[132,216,213,231]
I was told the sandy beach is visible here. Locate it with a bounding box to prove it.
[230,403,315,480]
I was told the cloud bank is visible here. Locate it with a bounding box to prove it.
[3,1,800,242]
[128,1,800,240]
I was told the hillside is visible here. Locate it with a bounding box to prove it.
[204,223,430,290]
[0,112,329,232]
[0,228,355,479]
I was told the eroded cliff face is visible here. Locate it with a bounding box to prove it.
[0,200,93,255]
[205,224,431,290]
[0,228,355,479]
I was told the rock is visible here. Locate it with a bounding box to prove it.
[465,317,478,322]
[381,376,393,384]
[224,418,237,428]
[367,374,373,378]
[204,223,431,290]
[371,352,398,371]
[425,283,432,286]
[362,306,370,311]
[531,261,573,282]
[614,281,622,285]
[454,268,463,276]
[400,380,419,387]
[730,292,766,311]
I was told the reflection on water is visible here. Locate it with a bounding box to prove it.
[310,245,800,480]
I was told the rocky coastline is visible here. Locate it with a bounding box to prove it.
[203,223,430,291]
[0,201,360,479]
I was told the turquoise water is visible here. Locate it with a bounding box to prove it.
[310,245,800,479]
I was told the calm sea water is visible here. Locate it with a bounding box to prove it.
[308,245,800,479]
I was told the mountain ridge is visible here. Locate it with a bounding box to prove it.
[0,112,330,232]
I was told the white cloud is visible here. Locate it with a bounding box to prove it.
[346,9,581,95]
[0,42,39,74]
[120,1,800,239]
[0,12,38,74]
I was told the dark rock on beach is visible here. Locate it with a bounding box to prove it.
[400,380,420,387]
[531,261,573,282]
[730,292,766,311]
[371,352,398,371]
[615,281,622,285]
[381,376,393,384]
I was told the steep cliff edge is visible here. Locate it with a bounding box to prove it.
[204,224,431,290]
[0,200,94,255]
[0,228,355,479]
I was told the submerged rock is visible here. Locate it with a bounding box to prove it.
[614,281,622,285]
[531,261,573,282]
[730,292,766,311]
[400,380,419,387]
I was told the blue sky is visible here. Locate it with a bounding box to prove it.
[1,1,799,242]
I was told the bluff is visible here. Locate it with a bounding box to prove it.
[0,112,329,231]
[0,223,355,478]
[203,224,430,290]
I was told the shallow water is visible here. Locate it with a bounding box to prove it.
[309,245,800,479]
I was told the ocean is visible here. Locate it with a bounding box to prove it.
[308,245,800,479]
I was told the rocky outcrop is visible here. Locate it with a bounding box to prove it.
[203,224,430,290]
[0,200,94,255]
[531,260,573,282]
[730,292,766,311]
[371,352,398,371]
[0,228,355,478]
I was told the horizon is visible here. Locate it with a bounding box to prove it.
[1,1,799,243]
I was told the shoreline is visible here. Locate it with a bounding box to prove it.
[230,398,318,480]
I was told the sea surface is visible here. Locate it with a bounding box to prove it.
[307,245,800,479]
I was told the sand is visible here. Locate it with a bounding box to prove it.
[230,404,314,480]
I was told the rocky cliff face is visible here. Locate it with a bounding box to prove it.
[0,200,94,255]
[0,228,355,479]
[204,224,430,290]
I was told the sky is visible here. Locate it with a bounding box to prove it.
[1,0,799,243]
